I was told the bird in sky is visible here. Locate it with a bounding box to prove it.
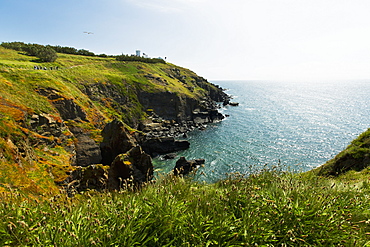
[83,31,94,34]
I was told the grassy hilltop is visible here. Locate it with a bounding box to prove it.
[1,44,370,246]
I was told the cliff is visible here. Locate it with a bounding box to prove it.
[314,128,370,176]
[0,46,228,194]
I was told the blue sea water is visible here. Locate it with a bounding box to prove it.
[153,80,370,182]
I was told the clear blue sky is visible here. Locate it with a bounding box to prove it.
[2,0,370,80]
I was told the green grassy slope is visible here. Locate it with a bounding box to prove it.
[0,46,218,195]
[1,170,369,246]
[1,45,370,245]
[314,128,370,176]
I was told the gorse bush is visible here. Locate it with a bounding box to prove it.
[1,170,369,246]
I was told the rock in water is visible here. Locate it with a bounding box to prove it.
[173,156,205,176]
[162,153,177,160]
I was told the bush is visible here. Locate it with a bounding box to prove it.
[76,49,95,56]
[1,42,57,62]
[1,42,98,60]
[35,46,58,62]
[0,41,25,51]
[116,54,165,64]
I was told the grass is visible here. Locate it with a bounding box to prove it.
[2,45,370,246]
[1,168,370,246]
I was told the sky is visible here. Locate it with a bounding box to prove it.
[1,0,370,81]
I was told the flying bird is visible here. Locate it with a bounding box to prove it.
[83,31,94,34]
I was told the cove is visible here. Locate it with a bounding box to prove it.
[154,80,370,182]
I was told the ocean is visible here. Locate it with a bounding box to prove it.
[153,80,370,182]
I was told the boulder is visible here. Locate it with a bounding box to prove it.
[173,156,205,176]
[208,109,224,122]
[162,153,177,160]
[28,113,70,147]
[108,146,153,190]
[192,111,210,124]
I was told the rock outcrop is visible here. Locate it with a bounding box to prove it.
[68,125,102,167]
[64,164,109,193]
[0,46,231,193]
[36,87,87,121]
[35,87,102,167]
[62,120,154,192]
[141,137,190,156]
[100,120,137,166]
[138,91,225,125]
[28,113,70,148]
[36,80,227,190]
[108,146,153,189]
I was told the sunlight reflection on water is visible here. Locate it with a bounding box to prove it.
[154,80,370,182]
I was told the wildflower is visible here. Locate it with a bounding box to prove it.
[17,220,29,228]
[7,221,16,231]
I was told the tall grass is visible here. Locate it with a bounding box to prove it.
[1,169,369,246]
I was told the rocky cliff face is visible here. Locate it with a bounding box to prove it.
[137,69,228,123]
[0,47,229,193]
[52,80,226,191]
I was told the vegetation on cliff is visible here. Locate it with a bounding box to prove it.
[315,128,370,176]
[1,42,370,245]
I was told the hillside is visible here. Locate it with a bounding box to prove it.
[0,46,228,195]
[314,128,370,176]
[1,45,370,246]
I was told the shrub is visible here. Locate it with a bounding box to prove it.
[116,54,165,64]
[35,46,58,62]
[0,42,57,62]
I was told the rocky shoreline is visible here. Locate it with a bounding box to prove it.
[0,46,245,193]
[55,79,231,193]
[8,76,232,194]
